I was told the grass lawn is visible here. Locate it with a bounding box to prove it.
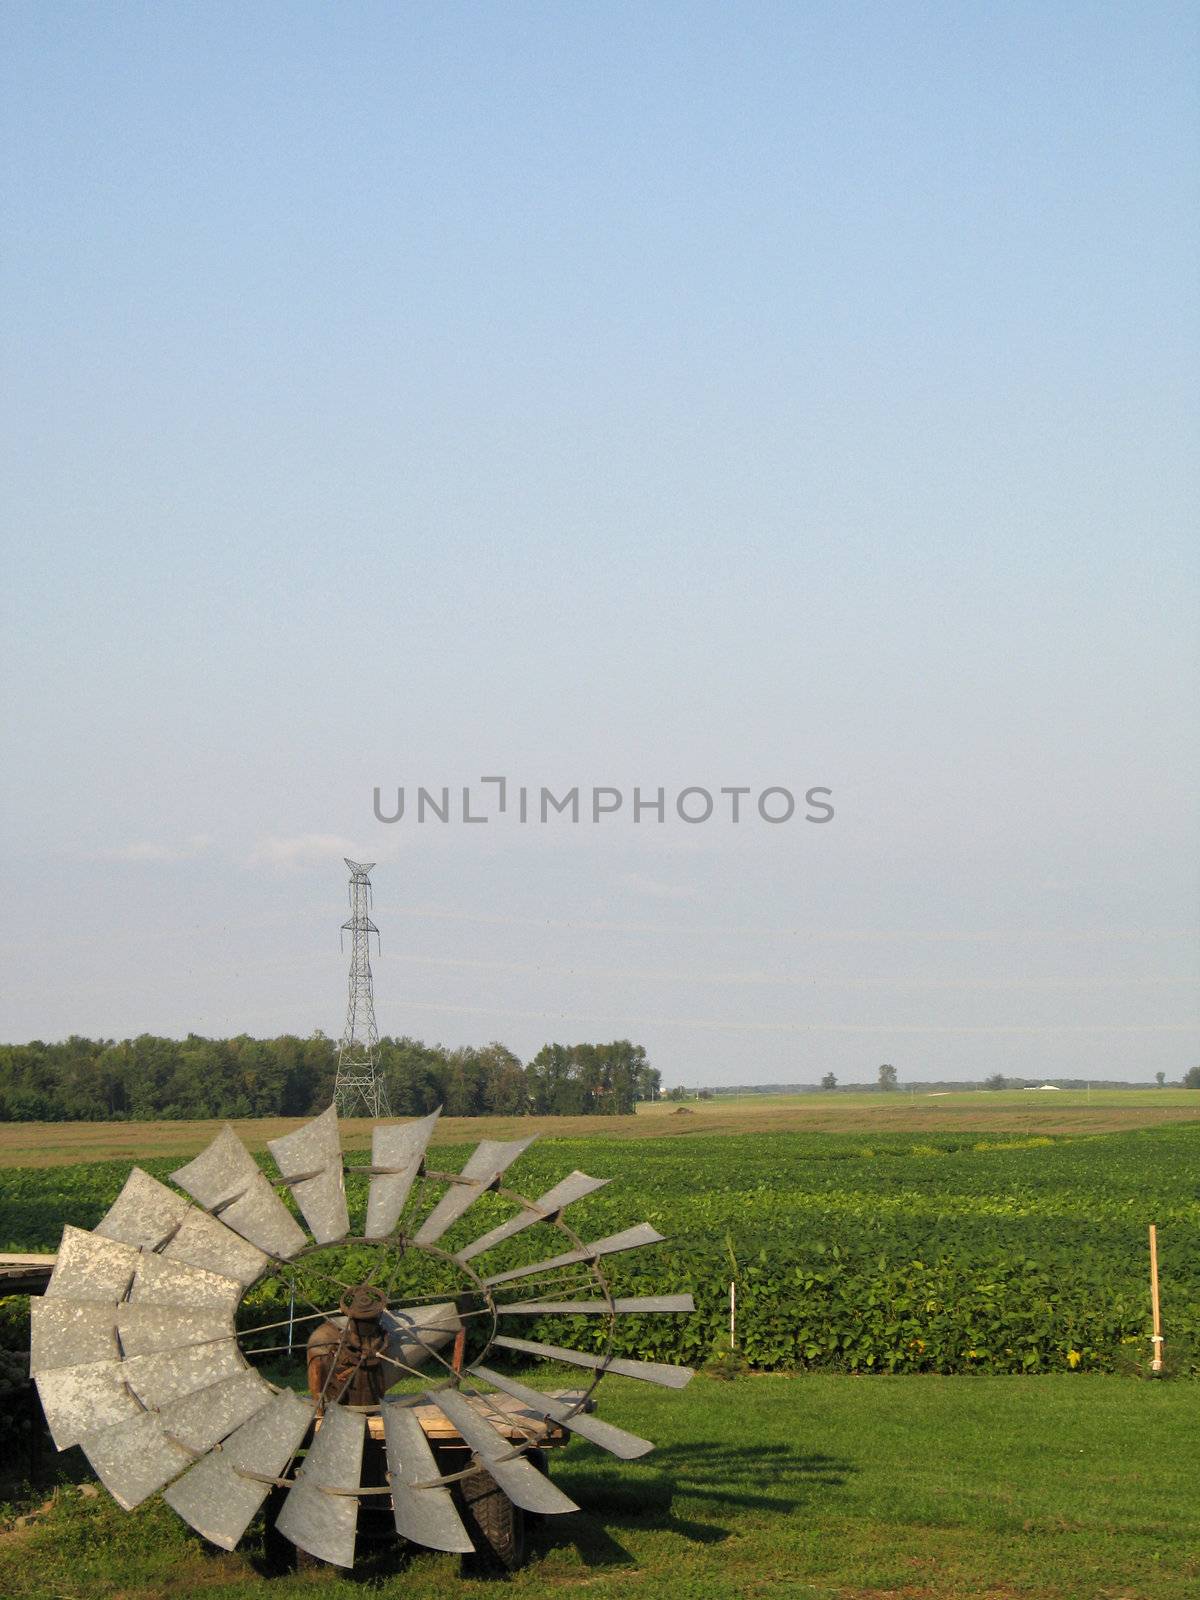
[2,1373,1195,1600]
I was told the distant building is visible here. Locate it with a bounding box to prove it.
[1023,1084,1062,1091]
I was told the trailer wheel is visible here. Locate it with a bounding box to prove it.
[455,1466,526,1572]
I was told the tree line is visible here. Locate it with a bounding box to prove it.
[0,1034,660,1122]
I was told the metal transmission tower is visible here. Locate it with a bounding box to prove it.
[334,859,391,1117]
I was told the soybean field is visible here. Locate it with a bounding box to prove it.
[3,1120,1196,1378]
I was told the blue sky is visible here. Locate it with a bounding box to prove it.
[1,2,1196,1084]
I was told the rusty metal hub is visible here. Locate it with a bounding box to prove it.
[339,1284,386,1322]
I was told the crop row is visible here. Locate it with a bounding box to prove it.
[1,1126,1196,1376]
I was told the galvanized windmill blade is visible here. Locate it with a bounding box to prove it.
[368,1117,696,1547]
[33,1104,695,1574]
[365,1106,441,1238]
[33,1124,317,1527]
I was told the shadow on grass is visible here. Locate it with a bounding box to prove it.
[33,1435,855,1585]
[539,1439,856,1568]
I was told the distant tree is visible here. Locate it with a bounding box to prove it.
[301,1030,338,1110]
[820,1072,837,1091]
[666,1086,687,1101]
[1155,1071,1166,1087]
[441,1047,487,1117]
[478,1042,527,1115]
[525,1043,573,1114]
[877,1062,898,1092]
[602,1039,654,1113]
[985,1073,1008,1091]
[378,1035,441,1116]
[0,1031,655,1122]
[1184,1065,1200,1090]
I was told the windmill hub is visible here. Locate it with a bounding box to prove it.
[339,1284,386,1322]
[310,1282,394,1408]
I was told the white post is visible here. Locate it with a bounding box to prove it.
[287,1276,296,1356]
[729,1280,736,1349]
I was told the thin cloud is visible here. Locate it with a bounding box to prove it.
[96,835,210,864]
[247,834,402,870]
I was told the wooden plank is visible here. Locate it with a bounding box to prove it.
[0,1253,57,1295]
[353,1388,582,1446]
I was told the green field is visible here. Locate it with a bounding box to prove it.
[2,1088,1198,1168]
[1,1103,1197,1597]
[4,1119,1197,1375]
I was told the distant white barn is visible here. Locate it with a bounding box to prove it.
[1023,1083,1062,1091]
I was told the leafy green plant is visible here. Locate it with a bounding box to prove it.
[2,1125,1196,1378]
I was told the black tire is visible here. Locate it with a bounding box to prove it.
[455,1465,527,1572]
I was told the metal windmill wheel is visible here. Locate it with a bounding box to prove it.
[30,1105,694,1570]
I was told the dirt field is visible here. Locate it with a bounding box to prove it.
[0,1088,1195,1168]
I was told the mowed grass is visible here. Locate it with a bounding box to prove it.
[2,1373,1195,1600]
[2,1088,1197,1167]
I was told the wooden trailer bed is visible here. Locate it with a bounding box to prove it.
[360,1387,586,1447]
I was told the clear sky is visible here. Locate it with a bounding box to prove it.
[2,2,1196,1085]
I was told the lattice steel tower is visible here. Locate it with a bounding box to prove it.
[334,859,390,1117]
